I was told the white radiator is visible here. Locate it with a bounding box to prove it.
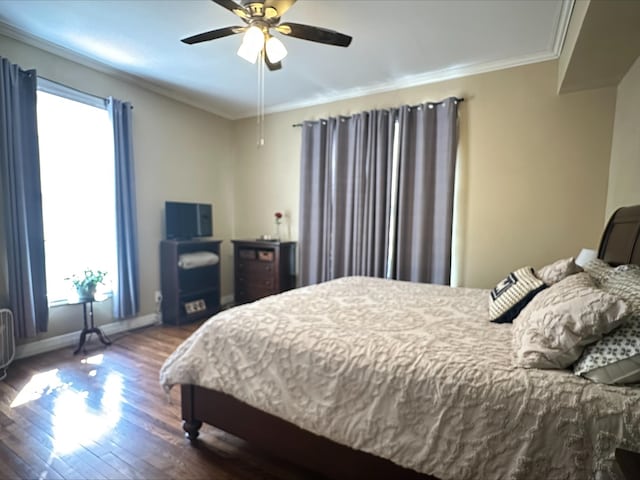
[0,309,15,381]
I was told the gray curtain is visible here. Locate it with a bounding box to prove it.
[299,98,459,286]
[299,110,394,285]
[299,119,332,285]
[393,99,460,284]
[107,97,139,319]
[0,57,49,337]
[331,111,394,279]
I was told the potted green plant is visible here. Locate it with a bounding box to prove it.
[68,269,107,300]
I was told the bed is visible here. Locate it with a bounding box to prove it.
[160,205,640,480]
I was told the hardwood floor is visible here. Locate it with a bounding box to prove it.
[0,322,324,479]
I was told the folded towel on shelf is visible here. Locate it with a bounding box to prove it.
[178,251,219,269]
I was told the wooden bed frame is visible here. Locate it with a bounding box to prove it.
[180,205,640,480]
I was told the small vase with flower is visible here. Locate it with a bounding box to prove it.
[274,211,283,240]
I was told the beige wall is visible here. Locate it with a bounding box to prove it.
[558,0,640,95]
[0,34,623,343]
[605,55,640,220]
[233,60,617,288]
[0,34,236,341]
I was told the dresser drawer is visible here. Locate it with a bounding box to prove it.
[236,275,275,290]
[238,248,257,260]
[237,284,276,303]
[237,259,274,275]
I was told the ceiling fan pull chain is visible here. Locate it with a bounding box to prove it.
[257,48,265,148]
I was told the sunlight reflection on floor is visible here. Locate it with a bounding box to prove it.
[10,353,124,456]
[81,353,104,365]
[51,372,123,455]
[10,369,65,408]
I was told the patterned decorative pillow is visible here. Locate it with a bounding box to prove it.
[489,267,547,324]
[615,264,640,272]
[574,316,640,384]
[573,266,640,384]
[604,266,640,311]
[512,273,629,369]
[536,257,581,285]
[582,258,615,286]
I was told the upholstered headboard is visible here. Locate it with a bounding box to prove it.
[598,205,640,267]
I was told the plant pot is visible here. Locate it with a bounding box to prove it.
[76,285,96,301]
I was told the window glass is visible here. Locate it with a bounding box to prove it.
[36,87,116,304]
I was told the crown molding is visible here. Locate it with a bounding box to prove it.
[245,50,559,120]
[552,0,575,57]
[0,21,234,119]
[245,0,575,120]
[1,1,575,122]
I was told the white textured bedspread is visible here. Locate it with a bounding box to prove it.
[159,276,640,480]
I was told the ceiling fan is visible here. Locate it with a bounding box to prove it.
[181,0,352,71]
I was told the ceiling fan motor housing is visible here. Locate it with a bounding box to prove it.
[243,1,279,20]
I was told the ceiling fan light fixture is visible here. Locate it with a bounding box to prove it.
[265,36,287,63]
[237,42,259,63]
[237,25,265,63]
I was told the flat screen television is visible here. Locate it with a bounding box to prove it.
[165,201,213,240]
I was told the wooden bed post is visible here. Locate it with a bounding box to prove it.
[181,384,202,441]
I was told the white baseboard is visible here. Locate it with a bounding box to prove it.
[15,313,160,360]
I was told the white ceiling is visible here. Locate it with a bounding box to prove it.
[0,0,572,120]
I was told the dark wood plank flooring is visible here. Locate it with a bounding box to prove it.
[0,322,324,479]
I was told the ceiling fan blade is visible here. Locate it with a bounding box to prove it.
[264,0,297,19]
[265,54,282,71]
[277,22,352,47]
[211,0,250,19]
[181,26,245,45]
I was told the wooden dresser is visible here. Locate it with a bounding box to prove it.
[232,240,296,305]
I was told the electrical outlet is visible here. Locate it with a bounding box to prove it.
[155,291,162,303]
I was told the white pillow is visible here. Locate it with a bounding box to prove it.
[512,273,629,369]
[536,257,581,285]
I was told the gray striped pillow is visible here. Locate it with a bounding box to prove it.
[489,267,547,324]
[582,258,615,286]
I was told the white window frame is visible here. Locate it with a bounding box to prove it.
[38,78,106,110]
[36,78,117,306]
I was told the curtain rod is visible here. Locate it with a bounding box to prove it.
[291,97,464,127]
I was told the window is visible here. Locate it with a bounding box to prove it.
[36,79,116,304]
